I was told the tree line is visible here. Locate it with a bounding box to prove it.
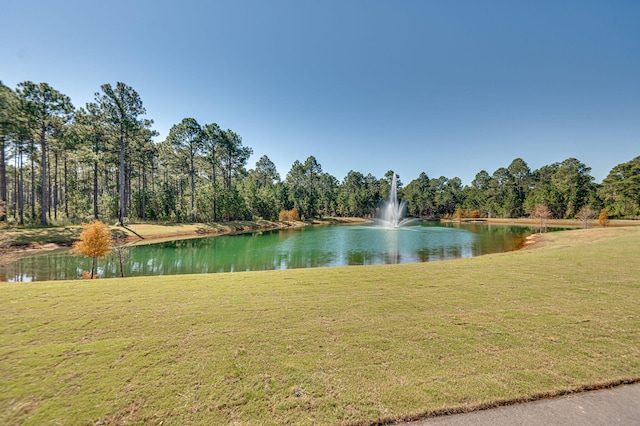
[1,80,639,225]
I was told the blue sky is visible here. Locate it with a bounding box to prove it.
[2,0,639,185]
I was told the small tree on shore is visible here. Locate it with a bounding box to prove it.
[598,208,609,227]
[576,205,596,228]
[112,236,130,278]
[72,220,113,279]
[532,203,551,232]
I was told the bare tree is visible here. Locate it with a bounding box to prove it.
[532,203,551,232]
[576,205,596,228]
[112,236,131,278]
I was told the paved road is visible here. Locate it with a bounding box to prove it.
[407,383,640,426]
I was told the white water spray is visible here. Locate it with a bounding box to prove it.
[379,172,414,228]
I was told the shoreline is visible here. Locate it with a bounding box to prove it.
[0,217,369,266]
[1,216,636,267]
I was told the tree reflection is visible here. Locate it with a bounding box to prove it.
[1,223,549,281]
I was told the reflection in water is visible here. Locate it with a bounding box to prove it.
[1,222,539,282]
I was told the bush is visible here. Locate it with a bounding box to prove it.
[598,208,609,227]
[279,207,300,222]
[81,271,100,279]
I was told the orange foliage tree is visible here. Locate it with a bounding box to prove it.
[278,207,300,222]
[71,220,113,279]
[598,208,609,227]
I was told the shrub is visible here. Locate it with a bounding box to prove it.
[279,207,301,222]
[598,208,609,227]
[81,271,100,279]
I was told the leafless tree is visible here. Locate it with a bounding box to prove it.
[112,236,131,278]
[576,205,596,228]
[532,203,552,232]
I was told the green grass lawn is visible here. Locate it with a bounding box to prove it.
[1,227,639,425]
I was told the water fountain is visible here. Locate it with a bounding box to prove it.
[378,172,415,228]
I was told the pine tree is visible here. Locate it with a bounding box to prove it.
[17,82,74,225]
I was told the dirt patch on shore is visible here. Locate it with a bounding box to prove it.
[0,242,72,267]
[520,233,540,249]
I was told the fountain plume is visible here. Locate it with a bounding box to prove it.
[379,172,414,228]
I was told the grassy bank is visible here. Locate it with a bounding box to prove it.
[467,217,639,228]
[1,227,639,425]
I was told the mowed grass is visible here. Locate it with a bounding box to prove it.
[1,227,639,425]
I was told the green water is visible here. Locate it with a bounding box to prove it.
[1,222,539,282]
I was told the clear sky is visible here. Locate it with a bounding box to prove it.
[2,0,639,185]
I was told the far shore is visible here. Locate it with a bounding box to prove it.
[0,217,368,266]
[455,217,639,227]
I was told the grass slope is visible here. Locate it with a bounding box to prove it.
[1,227,639,425]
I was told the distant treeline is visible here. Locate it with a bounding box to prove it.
[1,80,639,225]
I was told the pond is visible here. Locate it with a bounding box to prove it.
[1,222,544,282]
